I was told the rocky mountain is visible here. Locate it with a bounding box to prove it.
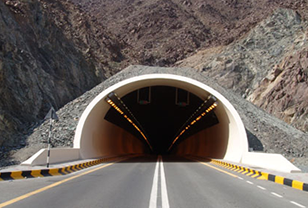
[1,0,308,168]
[72,0,308,132]
[71,0,275,65]
[177,8,308,133]
[248,40,308,132]
[0,0,131,150]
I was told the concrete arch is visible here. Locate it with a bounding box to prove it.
[74,74,249,163]
[23,66,300,172]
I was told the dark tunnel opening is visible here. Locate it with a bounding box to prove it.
[104,86,219,154]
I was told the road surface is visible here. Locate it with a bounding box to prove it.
[0,155,307,208]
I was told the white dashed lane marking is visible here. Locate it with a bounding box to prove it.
[218,163,306,208]
[290,201,306,208]
[257,186,266,190]
[271,192,283,198]
[246,181,254,185]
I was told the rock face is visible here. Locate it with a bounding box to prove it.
[177,8,308,133]
[249,46,308,132]
[1,0,308,170]
[71,0,282,66]
[0,0,128,150]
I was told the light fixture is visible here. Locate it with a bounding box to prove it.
[106,92,153,151]
[167,95,218,152]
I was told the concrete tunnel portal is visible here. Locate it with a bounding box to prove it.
[23,66,300,172]
[74,73,249,163]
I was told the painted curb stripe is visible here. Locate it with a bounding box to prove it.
[0,172,13,181]
[21,171,34,178]
[49,169,63,176]
[10,171,23,180]
[268,174,276,182]
[40,169,52,177]
[284,178,293,187]
[208,159,308,192]
[0,156,124,181]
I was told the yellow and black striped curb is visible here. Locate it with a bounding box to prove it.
[0,156,122,181]
[210,159,308,192]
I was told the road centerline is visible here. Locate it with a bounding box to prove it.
[149,156,170,208]
[160,156,170,208]
[149,156,159,208]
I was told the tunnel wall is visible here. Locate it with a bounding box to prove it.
[74,74,249,163]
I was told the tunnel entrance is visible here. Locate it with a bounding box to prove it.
[104,86,219,154]
[74,72,249,163]
[24,67,297,172]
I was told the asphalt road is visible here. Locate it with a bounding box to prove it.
[0,155,307,208]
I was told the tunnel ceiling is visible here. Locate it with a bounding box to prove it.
[104,86,219,154]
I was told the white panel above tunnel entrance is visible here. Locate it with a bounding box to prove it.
[74,74,249,163]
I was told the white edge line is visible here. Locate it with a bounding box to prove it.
[160,156,170,208]
[149,156,159,208]
[290,201,306,208]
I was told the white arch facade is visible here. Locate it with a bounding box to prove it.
[74,74,249,162]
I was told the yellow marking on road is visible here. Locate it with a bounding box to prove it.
[0,160,121,208]
[199,162,238,178]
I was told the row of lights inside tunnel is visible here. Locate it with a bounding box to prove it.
[106,94,154,152]
[106,92,218,153]
[167,101,218,152]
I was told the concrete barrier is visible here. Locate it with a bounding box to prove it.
[21,148,80,166]
[1,156,124,181]
[242,152,301,173]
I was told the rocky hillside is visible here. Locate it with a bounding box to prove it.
[72,0,308,132]
[71,0,276,65]
[248,40,308,132]
[1,0,308,168]
[0,0,131,150]
[177,8,308,133]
